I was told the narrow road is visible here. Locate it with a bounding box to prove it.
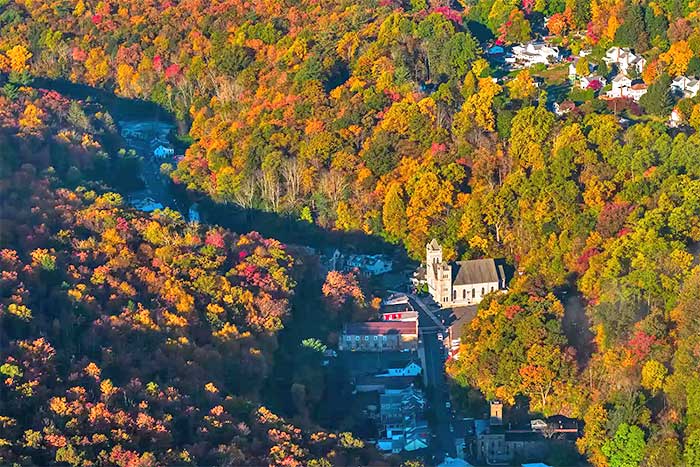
[408,294,457,462]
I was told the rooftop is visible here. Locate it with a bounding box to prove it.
[453,258,501,285]
[344,321,417,336]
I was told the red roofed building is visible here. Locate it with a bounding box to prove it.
[339,321,418,352]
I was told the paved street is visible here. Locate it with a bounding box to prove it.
[408,294,457,463]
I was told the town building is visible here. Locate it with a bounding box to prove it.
[380,310,418,322]
[376,385,429,453]
[473,402,580,464]
[339,321,418,352]
[671,76,700,98]
[376,361,422,378]
[603,47,646,76]
[380,295,418,322]
[425,239,506,307]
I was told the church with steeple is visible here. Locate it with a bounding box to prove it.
[425,239,506,307]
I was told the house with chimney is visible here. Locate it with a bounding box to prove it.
[425,240,507,307]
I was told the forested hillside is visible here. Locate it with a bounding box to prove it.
[2,0,700,464]
[0,89,380,466]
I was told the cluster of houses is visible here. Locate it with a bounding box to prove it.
[324,249,394,277]
[602,47,648,100]
[569,47,649,101]
[466,402,580,464]
[333,240,582,463]
[339,296,428,453]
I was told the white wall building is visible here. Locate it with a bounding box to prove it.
[605,74,647,101]
[603,47,646,76]
[510,42,560,68]
[671,76,700,98]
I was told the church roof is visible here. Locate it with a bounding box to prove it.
[452,259,500,285]
[427,238,441,250]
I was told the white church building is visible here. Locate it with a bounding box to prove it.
[425,239,507,307]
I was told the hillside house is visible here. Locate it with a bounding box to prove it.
[339,321,418,352]
[671,76,700,98]
[508,42,560,68]
[605,74,647,101]
[603,47,646,76]
[346,254,393,275]
[426,240,506,307]
[131,197,164,212]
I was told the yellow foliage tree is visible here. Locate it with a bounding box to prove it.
[689,104,700,131]
[85,48,109,86]
[507,70,536,100]
[19,104,43,131]
[6,45,32,73]
[660,40,694,76]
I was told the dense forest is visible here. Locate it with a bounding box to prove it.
[2,0,700,465]
[0,89,385,465]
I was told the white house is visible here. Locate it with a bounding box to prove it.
[153,144,175,158]
[605,74,647,101]
[671,76,700,98]
[510,42,560,68]
[425,239,507,307]
[377,361,422,378]
[603,47,646,76]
